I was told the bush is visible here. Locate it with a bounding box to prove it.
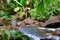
[30,0,60,21]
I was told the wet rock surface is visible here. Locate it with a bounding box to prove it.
[15,16,60,28]
[55,28,60,36]
[14,17,60,36]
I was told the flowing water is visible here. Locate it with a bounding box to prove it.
[17,25,60,40]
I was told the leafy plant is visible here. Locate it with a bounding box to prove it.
[9,30,23,38]
[0,0,28,25]
[0,29,30,40]
[0,0,60,21]
[0,10,13,19]
[0,0,27,17]
[0,10,13,26]
[30,0,60,21]
[0,29,11,40]
[8,0,27,12]
[10,30,30,40]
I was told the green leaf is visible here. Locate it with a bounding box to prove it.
[20,0,27,6]
[9,30,23,38]
[14,7,20,12]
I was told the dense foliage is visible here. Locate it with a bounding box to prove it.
[0,0,60,21]
[0,0,27,19]
[0,29,30,40]
[30,0,60,21]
